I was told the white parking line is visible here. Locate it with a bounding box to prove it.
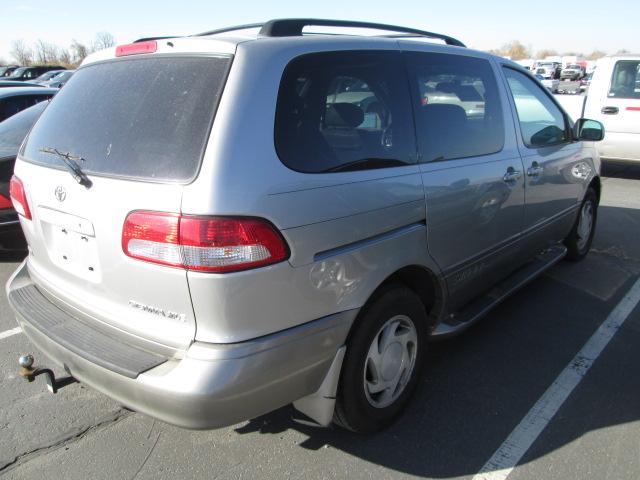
[473,276,640,480]
[0,326,22,340]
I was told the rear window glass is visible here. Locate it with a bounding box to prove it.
[22,56,231,183]
[275,51,416,173]
[608,60,640,99]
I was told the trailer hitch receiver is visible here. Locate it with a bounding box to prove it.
[18,354,77,393]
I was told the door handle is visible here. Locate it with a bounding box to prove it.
[601,106,619,115]
[527,162,544,177]
[503,167,522,183]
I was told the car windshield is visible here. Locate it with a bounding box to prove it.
[53,71,72,81]
[0,101,47,159]
[7,67,27,79]
[35,71,61,81]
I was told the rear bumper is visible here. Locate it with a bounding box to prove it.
[7,260,356,429]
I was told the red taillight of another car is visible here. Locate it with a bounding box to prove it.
[9,176,31,220]
[0,194,13,209]
[122,211,289,273]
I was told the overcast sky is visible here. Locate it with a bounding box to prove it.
[1,0,638,62]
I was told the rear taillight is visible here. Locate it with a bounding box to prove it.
[122,211,289,273]
[115,40,157,57]
[0,194,12,209]
[9,176,31,220]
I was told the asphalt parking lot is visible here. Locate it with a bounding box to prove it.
[558,80,581,92]
[0,162,639,480]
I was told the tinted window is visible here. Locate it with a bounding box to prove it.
[0,101,46,159]
[275,51,415,173]
[608,60,640,99]
[0,94,52,122]
[503,68,568,147]
[405,52,504,162]
[7,68,27,79]
[22,56,231,183]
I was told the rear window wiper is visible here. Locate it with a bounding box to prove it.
[39,147,92,188]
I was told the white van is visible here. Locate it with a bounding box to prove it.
[582,55,640,162]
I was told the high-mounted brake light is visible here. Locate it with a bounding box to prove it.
[9,176,31,220]
[115,40,157,57]
[122,212,289,273]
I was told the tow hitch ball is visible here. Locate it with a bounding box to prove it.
[18,354,77,394]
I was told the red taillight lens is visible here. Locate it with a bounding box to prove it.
[122,212,289,273]
[9,176,31,220]
[122,211,181,268]
[0,194,12,209]
[115,40,157,57]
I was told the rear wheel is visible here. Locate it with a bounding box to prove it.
[333,285,427,433]
[564,187,598,261]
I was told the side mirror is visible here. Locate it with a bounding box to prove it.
[574,118,605,142]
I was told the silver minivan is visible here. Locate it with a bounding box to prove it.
[7,19,605,433]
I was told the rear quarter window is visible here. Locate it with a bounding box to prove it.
[275,50,416,173]
[22,55,231,183]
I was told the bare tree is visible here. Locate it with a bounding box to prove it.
[536,49,558,59]
[58,47,72,66]
[10,39,33,66]
[491,41,531,60]
[34,39,60,64]
[93,31,116,51]
[70,39,90,65]
[587,50,606,60]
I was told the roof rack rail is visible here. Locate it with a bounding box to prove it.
[258,19,466,47]
[194,23,264,37]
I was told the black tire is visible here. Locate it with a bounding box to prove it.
[564,187,598,261]
[333,284,428,433]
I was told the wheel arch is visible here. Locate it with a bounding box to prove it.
[355,265,446,332]
[588,175,601,203]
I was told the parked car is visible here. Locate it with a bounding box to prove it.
[0,102,48,252]
[535,73,560,93]
[535,62,561,79]
[0,66,21,77]
[32,70,66,84]
[581,54,640,163]
[0,80,42,88]
[7,19,604,434]
[40,70,75,88]
[0,87,56,122]
[5,66,66,82]
[561,64,585,81]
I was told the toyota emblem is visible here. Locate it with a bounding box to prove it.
[54,186,67,202]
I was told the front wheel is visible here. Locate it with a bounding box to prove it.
[333,285,428,433]
[564,187,598,261]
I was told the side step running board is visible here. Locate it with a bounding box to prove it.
[431,244,567,339]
